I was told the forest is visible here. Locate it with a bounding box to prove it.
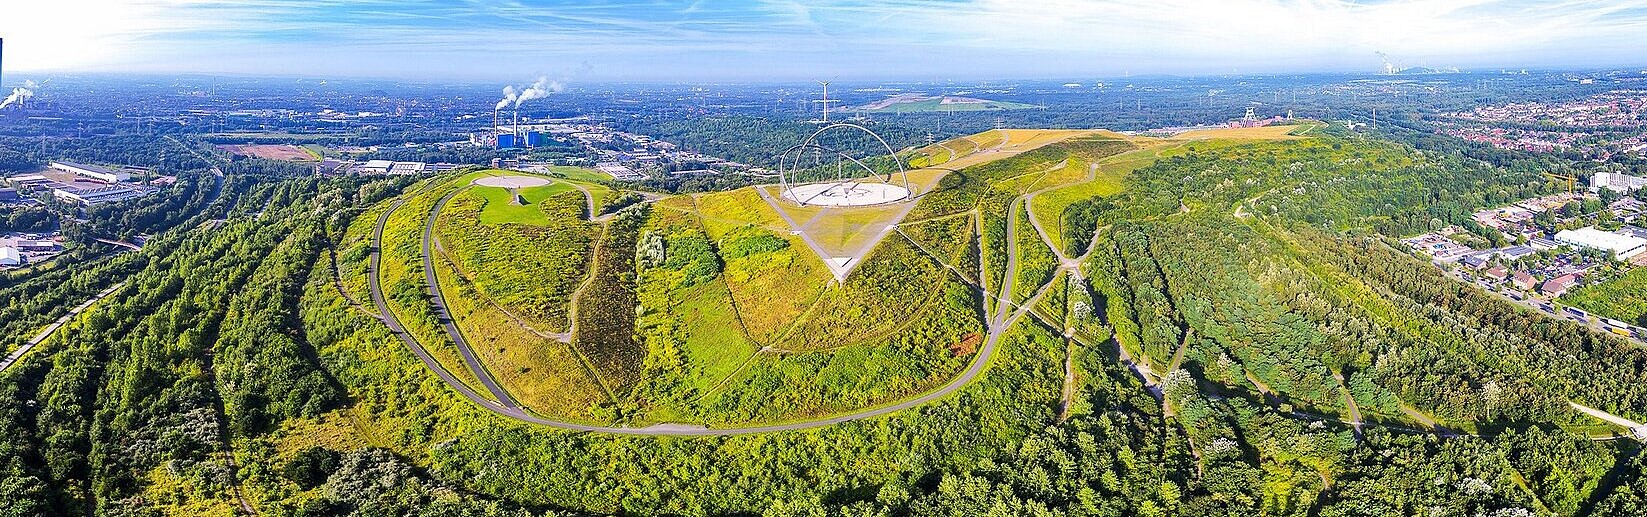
[3,124,1647,517]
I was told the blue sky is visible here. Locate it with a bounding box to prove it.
[2,0,1646,81]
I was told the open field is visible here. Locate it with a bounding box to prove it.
[542,165,613,183]
[1171,122,1321,141]
[693,187,791,236]
[217,144,318,161]
[469,183,577,226]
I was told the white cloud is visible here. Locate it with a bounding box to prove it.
[1,0,1643,79]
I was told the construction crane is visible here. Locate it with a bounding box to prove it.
[1544,171,1578,194]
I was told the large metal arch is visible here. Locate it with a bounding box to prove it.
[777,122,910,200]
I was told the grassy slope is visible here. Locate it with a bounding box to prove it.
[436,189,594,332]
[374,173,497,401]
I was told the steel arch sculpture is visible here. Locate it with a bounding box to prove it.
[776,123,912,206]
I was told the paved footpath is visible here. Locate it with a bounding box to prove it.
[0,282,127,373]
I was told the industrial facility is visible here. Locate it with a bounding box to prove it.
[50,161,134,183]
[1554,227,1647,260]
[1592,172,1647,193]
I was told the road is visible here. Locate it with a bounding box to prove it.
[422,188,520,408]
[1570,401,1647,439]
[362,164,1087,431]
[94,238,143,251]
[366,180,1044,435]
[1332,370,1365,439]
[0,281,127,374]
[1441,265,1647,348]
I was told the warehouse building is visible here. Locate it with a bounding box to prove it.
[0,247,20,267]
[53,185,146,205]
[1554,227,1647,260]
[50,161,130,183]
[1593,172,1647,193]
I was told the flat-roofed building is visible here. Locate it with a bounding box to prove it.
[53,186,145,205]
[50,161,130,183]
[1554,227,1647,260]
[1593,172,1647,193]
[0,247,20,267]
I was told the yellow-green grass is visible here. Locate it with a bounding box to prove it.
[436,189,594,333]
[544,165,612,183]
[433,245,613,420]
[470,183,577,225]
[1013,204,1060,303]
[719,228,830,344]
[1027,148,1161,251]
[774,232,950,351]
[661,193,830,346]
[373,176,499,402]
[335,201,392,305]
[799,203,910,257]
[270,409,373,456]
[693,187,790,236]
[141,465,242,514]
[630,209,766,420]
[964,130,1007,151]
[1170,123,1316,141]
[908,145,951,168]
[898,213,978,276]
[695,268,983,425]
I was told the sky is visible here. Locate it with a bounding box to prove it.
[2,0,1646,82]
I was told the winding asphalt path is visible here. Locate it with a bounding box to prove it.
[368,185,1027,435]
[423,188,521,408]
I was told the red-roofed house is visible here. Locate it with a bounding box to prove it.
[1541,274,1578,296]
[1511,271,1536,290]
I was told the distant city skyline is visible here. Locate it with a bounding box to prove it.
[3,0,1646,82]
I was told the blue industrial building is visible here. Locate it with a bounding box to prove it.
[526,131,549,147]
[497,133,520,149]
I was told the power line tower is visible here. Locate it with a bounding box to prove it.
[812,81,840,124]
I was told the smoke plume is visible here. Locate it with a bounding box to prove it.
[513,76,562,108]
[0,87,33,110]
[495,85,518,111]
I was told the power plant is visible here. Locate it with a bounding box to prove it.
[473,77,562,149]
[0,38,36,111]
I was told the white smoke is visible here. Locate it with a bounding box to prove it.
[0,87,33,110]
[495,85,518,111]
[513,76,562,108]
